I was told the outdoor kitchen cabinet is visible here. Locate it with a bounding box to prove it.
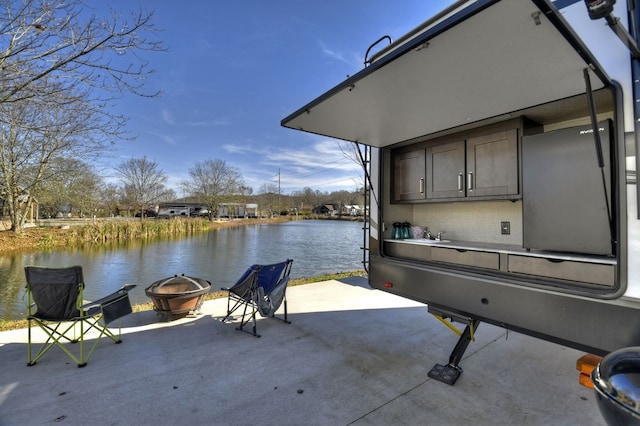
[392,124,520,203]
[392,148,426,201]
[426,129,518,200]
[425,140,466,199]
[466,129,518,198]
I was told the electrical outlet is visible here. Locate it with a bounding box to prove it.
[501,221,510,235]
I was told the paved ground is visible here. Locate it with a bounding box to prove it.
[0,278,605,425]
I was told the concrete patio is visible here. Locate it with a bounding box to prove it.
[0,278,605,425]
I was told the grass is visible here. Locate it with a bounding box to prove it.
[0,270,366,332]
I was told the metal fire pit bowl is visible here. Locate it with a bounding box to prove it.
[145,274,211,320]
[592,347,640,425]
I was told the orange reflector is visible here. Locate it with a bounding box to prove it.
[576,353,602,389]
[383,282,393,288]
[579,372,594,389]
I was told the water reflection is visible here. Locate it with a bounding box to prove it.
[0,220,364,320]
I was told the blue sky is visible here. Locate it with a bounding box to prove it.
[103,1,456,195]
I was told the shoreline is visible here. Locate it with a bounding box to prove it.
[0,217,367,328]
[0,270,366,331]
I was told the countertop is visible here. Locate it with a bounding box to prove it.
[384,238,616,264]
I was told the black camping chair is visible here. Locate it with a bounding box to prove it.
[222,259,293,337]
[25,266,136,367]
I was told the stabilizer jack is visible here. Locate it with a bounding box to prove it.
[428,307,481,386]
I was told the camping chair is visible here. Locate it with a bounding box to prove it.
[222,259,293,337]
[25,266,136,368]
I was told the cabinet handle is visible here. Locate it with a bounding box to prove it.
[419,177,424,194]
[467,172,473,191]
[457,173,464,191]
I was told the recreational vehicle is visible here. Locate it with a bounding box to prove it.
[282,0,640,391]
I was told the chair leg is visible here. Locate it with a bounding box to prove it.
[282,296,291,324]
[223,294,246,322]
[235,299,260,338]
[83,316,121,344]
[251,309,258,337]
[224,296,231,320]
[27,317,121,368]
[268,295,291,325]
[80,317,122,367]
[27,319,34,366]
[28,320,83,366]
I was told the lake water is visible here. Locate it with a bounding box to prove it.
[0,219,365,320]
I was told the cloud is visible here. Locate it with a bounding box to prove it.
[161,108,175,126]
[318,40,362,68]
[223,140,356,170]
[183,118,231,127]
[160,106,231,128]
[223,139,364,193]
[145,129,178,146]
[223,144,251,154]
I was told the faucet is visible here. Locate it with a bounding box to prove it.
[425,230,444,241]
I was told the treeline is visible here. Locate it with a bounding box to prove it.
[24,156,364,221]
[12,155,363,226]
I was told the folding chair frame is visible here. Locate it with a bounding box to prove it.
[222,259,293,338]
[25,266,135,368]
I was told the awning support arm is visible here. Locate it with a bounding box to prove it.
[583,67,616,254]
[604,14,640,59]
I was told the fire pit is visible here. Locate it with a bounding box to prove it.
[145,274,211,320]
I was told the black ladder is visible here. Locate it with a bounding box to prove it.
[358,143,372,273]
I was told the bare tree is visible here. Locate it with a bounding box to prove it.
[338,141,366,188]
[182,159,244,220]
[0,81,122,230]
[98,182,120,217]
[34,157,104,219]
[291,186,321,211]
[258,183,280,217]
[0,0,163,231]
[0,0,162,104]
[114,156,171,220]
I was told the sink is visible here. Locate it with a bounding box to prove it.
[410,238,451,243]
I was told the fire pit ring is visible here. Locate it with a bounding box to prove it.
[145,274,211,320]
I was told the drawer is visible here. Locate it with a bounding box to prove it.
[385,241,431,261]
[431,247,500,270]
[508,255,615,287]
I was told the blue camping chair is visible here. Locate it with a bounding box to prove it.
[222,259,293,337]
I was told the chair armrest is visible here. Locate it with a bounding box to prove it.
[81,288,135,323]
[82,285,135,309]
[81,302,101,311]
[119,284,137,293]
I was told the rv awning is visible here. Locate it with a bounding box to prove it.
[281,0,611,147]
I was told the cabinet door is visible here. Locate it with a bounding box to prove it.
[466,129,518,197]
[426,140,465,199]
[393,149,425,201]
